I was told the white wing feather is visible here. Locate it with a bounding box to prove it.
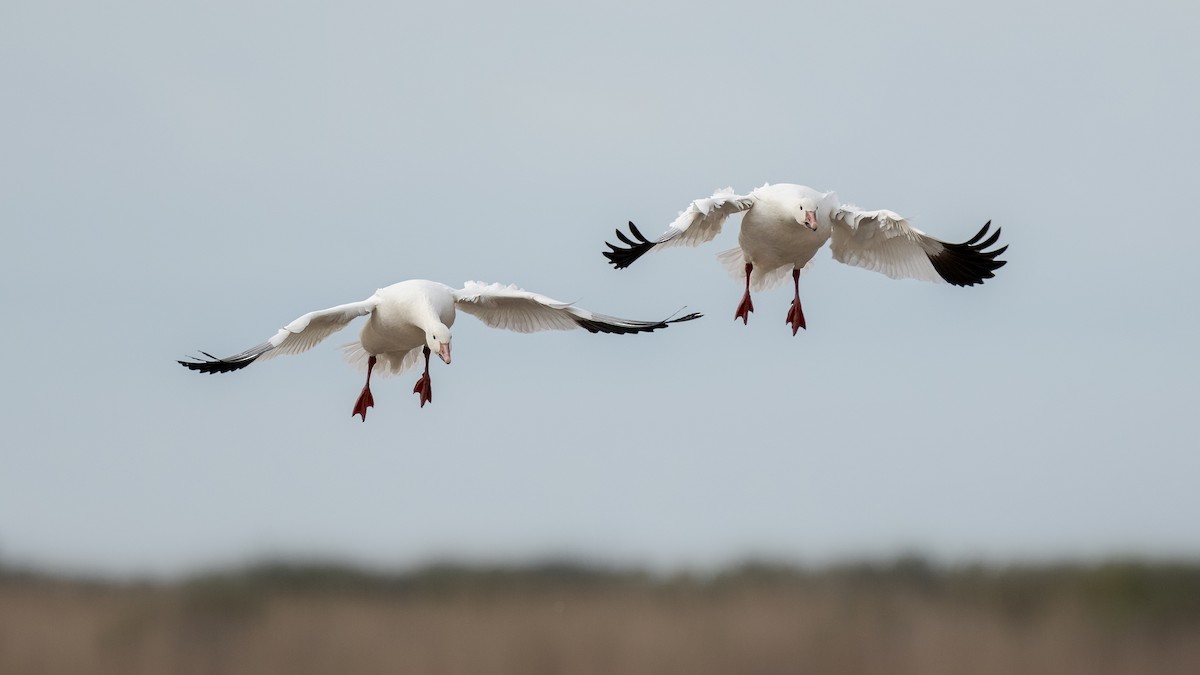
[180,297,378,372]
[453,281,699,335]
[828,206,943,283]
[604,187,756,268]
[257,299,380,359]
[654,187,756,249]
[453,282,579,333]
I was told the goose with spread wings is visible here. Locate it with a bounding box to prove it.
[179,279,700,420]
[604,183,1007,335]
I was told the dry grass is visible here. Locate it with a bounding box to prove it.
[2,561,1199,675]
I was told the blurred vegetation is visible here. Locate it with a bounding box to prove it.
[3,556,1199,675]
[167,556,1200,625]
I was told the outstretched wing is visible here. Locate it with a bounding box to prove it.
[829,205,1007,286]
[603,187,755,269]
[453,281,701,334]
[179,297,379,373]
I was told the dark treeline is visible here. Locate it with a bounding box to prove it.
[6,555,1200,624]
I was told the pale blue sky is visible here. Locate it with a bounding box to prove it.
[2,0,1198,577]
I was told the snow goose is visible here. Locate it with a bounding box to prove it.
[180,279,700,420]
[604,183,1007,335]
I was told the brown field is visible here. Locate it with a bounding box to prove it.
[3,560,1199,675]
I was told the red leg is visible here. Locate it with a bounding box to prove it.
[785,267,806,335]
[412,346,434,408]
[352,355,377,421]
[734,262,754,324]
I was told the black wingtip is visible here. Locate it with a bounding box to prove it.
[602,221,657,269]
[667,311,703,324]
[929,221,1009,287]
[178,353,259,374]
[571,309,703,335]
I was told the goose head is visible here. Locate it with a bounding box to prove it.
[795,196,819,231]
[427,323,452,364]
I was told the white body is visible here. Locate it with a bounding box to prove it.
[736,184,835,290]
[354,280,459,375]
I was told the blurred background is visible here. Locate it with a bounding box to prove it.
[2,0,1198,673]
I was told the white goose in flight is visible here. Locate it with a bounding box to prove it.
[604,183,1007,335]
[180,279,700,420]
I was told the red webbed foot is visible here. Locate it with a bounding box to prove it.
[413,373,433,408]
[352,386,374,421]
[786,267,806,335]
[785,300,806,335]
[352,355,378,421]
[734,261,755,325]
[734,291,754,325]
